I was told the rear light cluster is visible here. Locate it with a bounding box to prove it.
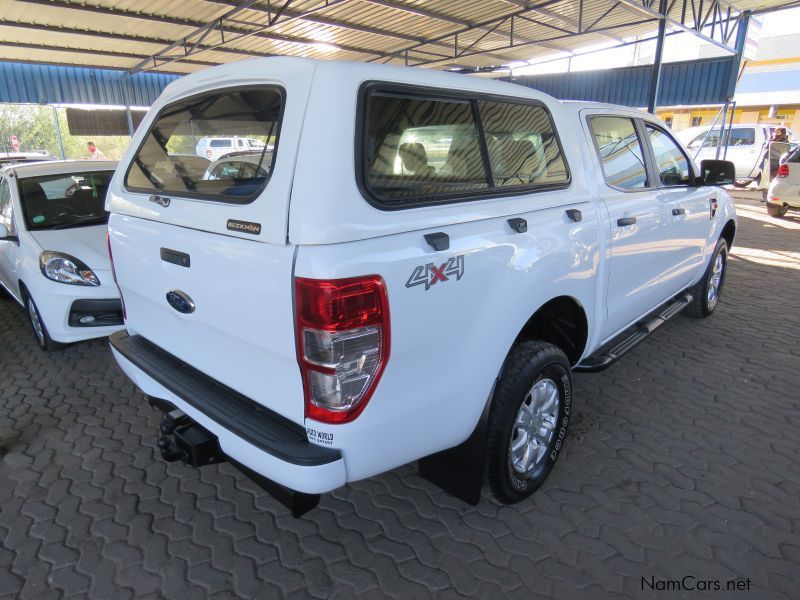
[295,276,390,424]
[106,232,127,321]
[776,164,790,178]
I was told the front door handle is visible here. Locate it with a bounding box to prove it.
[616,217,637,226]
[672,208,686,216]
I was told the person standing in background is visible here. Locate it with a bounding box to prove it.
[87,141,106,160]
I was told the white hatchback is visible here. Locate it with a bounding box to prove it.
[766,148,800,217]
[0,160,124,350]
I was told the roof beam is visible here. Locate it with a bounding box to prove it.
[0,19,276,61]
[498,0,626,43]
[360,0,578,63]
[14,0,419,64]
[615,0,738,53]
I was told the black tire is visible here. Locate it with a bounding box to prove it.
[23,290,65,352]
[767,203,788,218]
[486,340,572,504]
[683,238,729,319]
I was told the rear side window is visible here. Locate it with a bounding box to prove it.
[589,116,648,190]
[210,139,233,148]
[479,100,568,188]
[728,128,755,146]
[360,86,569,208]
[125,87,283,203]
[364,94,489,204]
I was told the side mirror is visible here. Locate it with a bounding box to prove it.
[699,159,735,186]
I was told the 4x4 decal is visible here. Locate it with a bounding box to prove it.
[406,255,465,290]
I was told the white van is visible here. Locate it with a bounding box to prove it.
[682,123,794,184]
[106,58,737,516]
[195,137,267,161]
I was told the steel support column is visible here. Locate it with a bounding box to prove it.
[646,0,667,114]
[52,106,65,160]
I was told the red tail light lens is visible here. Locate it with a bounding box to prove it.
[295,276,390,424]
[776,164,789,178]
[106,232,126,321]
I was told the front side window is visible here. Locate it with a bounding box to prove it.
[646,125,693,186]
[18,171,114,231]
[688,129,722,149]
[206,160,269,181]
[478,100,568,188]
[589,116,648,190]
[125,87,282,203]
[364,93,488,204]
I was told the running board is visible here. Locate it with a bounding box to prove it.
[574,292,693,373]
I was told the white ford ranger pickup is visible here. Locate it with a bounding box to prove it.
[106,58,737,516]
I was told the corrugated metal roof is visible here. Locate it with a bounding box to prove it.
[507,56,737,106]
[0,62,178,105]
[0,0,794,74]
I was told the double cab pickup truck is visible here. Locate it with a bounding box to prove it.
[106,58,737,515]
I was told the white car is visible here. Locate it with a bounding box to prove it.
[0,151,56,167]
[203,150,274,181]
[107,58,737,516]
[766,147,800,217]
[0,160,123,350]
[195,137,267,162]
[682,123,795,184]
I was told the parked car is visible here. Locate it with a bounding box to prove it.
[0,160,123,350]
[107,58,737,515]
[195,137,268,161]
[0,151,56,167]
[766,146,800,217]
[203,150,273,182]
[682,123,795,185]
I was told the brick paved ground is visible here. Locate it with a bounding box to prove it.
[1,193,798,599]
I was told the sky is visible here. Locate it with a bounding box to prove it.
[508,6,800,77]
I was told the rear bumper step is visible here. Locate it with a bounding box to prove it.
[575,292,693,373]
[109,331,340,468]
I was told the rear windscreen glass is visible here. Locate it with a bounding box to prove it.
[125,87,283,203]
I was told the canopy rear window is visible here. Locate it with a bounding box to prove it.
[125,86,283,204]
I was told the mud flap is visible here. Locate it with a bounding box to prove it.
[418,390,493,506]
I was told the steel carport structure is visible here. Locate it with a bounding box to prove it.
[0,0,794,75]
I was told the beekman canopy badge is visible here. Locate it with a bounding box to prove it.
[227,219,262,235]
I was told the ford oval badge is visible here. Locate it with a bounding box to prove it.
[166,290,195,314]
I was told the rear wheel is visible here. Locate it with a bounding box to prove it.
[767,202,788,218]
[486,340,572,504]
[24,291,64,352]
[684,238,728,318]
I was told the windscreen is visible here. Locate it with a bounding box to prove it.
[125,87,283,203]
[20,170,113,231]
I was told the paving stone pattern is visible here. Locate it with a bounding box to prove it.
[1,194,798,599]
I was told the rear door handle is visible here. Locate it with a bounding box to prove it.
[424,232,449,251]
[616,217,637,226]
[507,217,527,233]
[672,208,686,216]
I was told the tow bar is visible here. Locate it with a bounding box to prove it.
[149,397,321,517]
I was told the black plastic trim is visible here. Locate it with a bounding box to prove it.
[355,81,572,210]
[68,298,123,327]
[110,331,341,467]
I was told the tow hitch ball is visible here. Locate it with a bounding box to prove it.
[157,411,225,467]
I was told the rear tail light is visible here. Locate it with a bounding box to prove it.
[295,276,390,424]
[106,232,127,321]
[205,149,212,159]
[776,164,789,178]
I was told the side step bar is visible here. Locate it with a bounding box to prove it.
[574,292,693,373]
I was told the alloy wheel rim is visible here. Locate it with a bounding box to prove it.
[706,250,726,309]
[510,378,560,475]
[28,299,45,345]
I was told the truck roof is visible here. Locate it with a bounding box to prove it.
[158,56,561,107]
